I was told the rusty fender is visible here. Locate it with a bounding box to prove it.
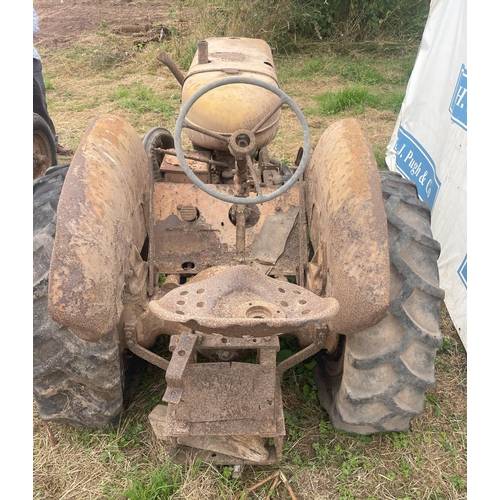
[305,118,390,336]
[48,114,150,342]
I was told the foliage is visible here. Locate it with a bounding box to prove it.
[122,463,183,499]
[185,0,431,53]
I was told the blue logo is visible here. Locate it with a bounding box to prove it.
[449,64,467,131]
[393,127,442,211]
[458,254,467,288]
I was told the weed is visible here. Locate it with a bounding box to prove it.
[355,434,372,444]
[111,84,176,116]
[425,393,442,417]
[121,462,183,499]
[100,442,125,464]
[438,337,452,355]
[389,431,410,449]
[413,451,424,467]
[373,144,388,170]
[429,488,446,500]
[342,62,385,85]
[158,273,167,287]
[314,86,377,115]
[449,473,466,491]
[438,432,458,457]
[398,458,412,479]
[337,484,355,500]
[74,427,101,447]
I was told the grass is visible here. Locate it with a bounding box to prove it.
[314,86,377,115]
[33,2,466,498]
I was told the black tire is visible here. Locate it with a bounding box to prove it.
[142,127,174,182]
[314,171,444,434]
[33,166,125,428]
[33,113,57,179]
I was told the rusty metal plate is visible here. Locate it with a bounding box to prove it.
[173,362,275,422]
[152,182,300,275]
[161,155,209,183]
[248,206,299,265]
[169,333,280,352]
[149,265,339,337]
[149,371,286,464]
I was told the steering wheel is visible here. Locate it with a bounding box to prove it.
[174,77,311,205]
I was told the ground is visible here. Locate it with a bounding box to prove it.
[35,0,191,51]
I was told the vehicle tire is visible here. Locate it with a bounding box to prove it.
[314,171,445,434]
[33,113,57,179]
[142,127,174,182]
[33,166,125,428]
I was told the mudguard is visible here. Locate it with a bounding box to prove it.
[48,114,150,342]
[305,118,390,338]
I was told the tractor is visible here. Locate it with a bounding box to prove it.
[33,37,444,465]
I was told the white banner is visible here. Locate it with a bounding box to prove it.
[386,0,467,348]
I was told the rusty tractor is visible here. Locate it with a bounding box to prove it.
[33,38,444,465]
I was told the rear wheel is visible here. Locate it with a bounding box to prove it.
[33,113,57,179]
[33,166,125,427]
[314,171,444,434]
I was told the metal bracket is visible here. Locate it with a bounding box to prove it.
[163,331,198,403]
[124,325,170,371]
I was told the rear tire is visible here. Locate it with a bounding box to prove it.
[142,127,174,182]
[314,171,444,434]
[33,166,125,428]
[33,113,57,179]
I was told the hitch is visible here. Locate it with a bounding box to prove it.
[147,265,338,464]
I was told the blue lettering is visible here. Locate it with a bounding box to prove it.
[455,86,467,108]
[426,179,433,198]
[419,170,428,186]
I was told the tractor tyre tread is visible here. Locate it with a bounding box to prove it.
[315,171,444,434]
[33,166,124,428]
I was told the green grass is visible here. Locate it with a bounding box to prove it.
[111,84,177,116]
[117,462,183,499]
[314,86,378,115]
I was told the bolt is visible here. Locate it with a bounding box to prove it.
[177,204,183,210]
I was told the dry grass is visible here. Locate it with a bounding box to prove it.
[33,4,466,498]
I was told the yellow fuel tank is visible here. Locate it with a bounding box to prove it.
[181,37,281,151]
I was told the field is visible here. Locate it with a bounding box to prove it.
[33,1,467,498]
